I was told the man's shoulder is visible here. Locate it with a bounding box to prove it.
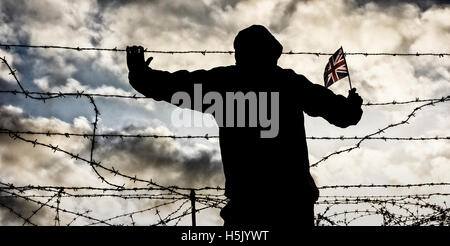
[208,65,236,73]
[277,67,309,81]
[206,66,309,82]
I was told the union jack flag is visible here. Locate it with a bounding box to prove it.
[324,47,349,88]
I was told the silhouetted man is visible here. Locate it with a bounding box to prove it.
[127,25,363,228]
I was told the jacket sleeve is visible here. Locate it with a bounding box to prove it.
[128,67,210,103]
[297,73,363,128]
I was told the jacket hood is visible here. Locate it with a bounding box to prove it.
[233,25,283,68]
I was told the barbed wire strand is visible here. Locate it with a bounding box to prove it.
[1,89,448,107]
[310,96,450,167]
[318,182,450,189]
[1,44,449,57]
[1,128,449,141]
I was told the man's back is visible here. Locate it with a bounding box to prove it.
[204,65,312,198]
[198,65,362,226]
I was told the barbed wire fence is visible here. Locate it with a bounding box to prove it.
[0,44,449,226]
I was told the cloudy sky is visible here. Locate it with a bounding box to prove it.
[0,0,449,226]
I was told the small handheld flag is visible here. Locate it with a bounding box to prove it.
[324,47,352,89]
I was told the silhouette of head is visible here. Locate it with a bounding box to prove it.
[233,25,283,69]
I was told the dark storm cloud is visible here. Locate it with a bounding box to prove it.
[269,0,303,33]
[269,0,449,34]
[96,0,244,41]
[0,0,120,89]
[1,0,58,24]
[0,105,27,130]
[97,0,242,12]
[354,0,450,10]
[0,192,46,225]
[0,80,22,106]
[0,106,92,186]
[0,0,31,42]
[0,0,138,125]
[0,0,80,88]
[95,127,224,188]
[0,105,223,189]
[98,0,218,28]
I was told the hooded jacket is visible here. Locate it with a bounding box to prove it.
[129,25,363,225]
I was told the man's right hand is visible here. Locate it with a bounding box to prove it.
[126,46,153,73]
[347,88,363,106]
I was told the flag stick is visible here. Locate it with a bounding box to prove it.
[347,69,353,90]
[342,47,353,90]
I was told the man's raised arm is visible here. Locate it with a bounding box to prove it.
[296,73,363,128]
[126,45,210,103]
